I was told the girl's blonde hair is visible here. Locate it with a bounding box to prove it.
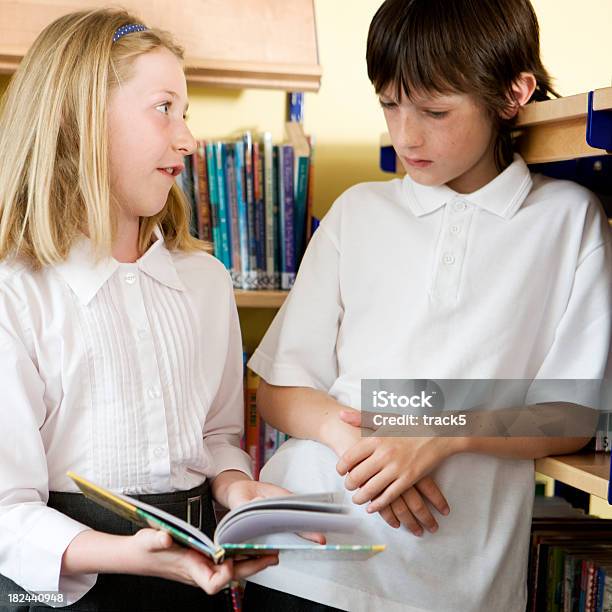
[0,8,207,268]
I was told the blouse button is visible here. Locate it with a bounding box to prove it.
[153,446,165,458]
[124,272,137,285]
[454,201,467,212]
[450,225,461,235]
[443,253,455,265]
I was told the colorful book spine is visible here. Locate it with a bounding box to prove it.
[224,146,242,285]
[195,142,213,243]
[234,140,251,289]
[278,144,296,290]
[287,92,304,123]
[305,135,316,244]
[294,154,309,264]
[243,132,258,288]
[205,143,222,260]
[262,133,279,289]
[182,154,198,237]
[252,141,267,286]
[214,142,232,269]
[245,369,262,478]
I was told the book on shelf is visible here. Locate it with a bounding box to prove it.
[176,126,314,291]
[67,472,385,564]
[528,502,612,612]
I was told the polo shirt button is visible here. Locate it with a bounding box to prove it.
[450,225,461,235]
[153,446,165,458]
[443,253,455,265]
[124,272,137,285]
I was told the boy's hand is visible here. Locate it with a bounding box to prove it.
[377,476,450,535]
[336,409,459,514]
[224,478,326,544]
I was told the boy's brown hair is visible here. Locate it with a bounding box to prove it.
[366,0,558,170]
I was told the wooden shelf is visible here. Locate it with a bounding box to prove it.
[234,290,288,308]
[535,452,610,500]
[515,87,612,164]
[0,0,321,92]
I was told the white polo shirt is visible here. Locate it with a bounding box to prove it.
[247,155,612,612]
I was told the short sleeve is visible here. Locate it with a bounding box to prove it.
[525,234,612,409]
[248,220,343,392]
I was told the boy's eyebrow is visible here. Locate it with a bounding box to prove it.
[156,89,189,112]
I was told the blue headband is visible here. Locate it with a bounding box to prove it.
[112,24,147,43]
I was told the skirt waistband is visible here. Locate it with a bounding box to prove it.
[48,479,215,538]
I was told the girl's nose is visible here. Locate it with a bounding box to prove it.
[175,123,197,156]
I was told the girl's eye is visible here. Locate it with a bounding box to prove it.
[156,102,171,114]
[379,100,397,110]
[426,111,448,119]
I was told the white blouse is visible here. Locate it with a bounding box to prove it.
[0,228,252,604]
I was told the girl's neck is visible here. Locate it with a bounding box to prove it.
[112,213,141,263]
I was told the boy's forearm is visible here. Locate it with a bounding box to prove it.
[256,381,347,450]
[457,435,592,459]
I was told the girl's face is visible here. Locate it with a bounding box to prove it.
[107,47,196,221]
[379,85,498,194]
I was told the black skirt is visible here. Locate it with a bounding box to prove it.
[0,481,231,611]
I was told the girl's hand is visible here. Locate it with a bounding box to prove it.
[128,528,279,594]
[336,409,459,513]
[224,479,326,545]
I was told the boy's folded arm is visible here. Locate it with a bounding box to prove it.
[256,380,360,457]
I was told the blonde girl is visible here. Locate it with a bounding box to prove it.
[0,9,289,610]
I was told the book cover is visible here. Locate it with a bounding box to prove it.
[67,472,384,564]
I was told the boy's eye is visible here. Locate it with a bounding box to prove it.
[156,102,171,114]
[426,110,448,119]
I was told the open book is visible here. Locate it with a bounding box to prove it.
[67,472,385,563]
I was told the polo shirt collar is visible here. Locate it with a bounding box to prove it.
[55,226,185,305]
[404,154,533,220]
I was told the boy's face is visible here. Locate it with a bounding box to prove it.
[107,47,196,221]
[379,85,498,193]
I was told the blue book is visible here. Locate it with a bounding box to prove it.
[278,144,296,290]
[234,141,250,288]
[205,143,222,261]
[263,134,279,289]
[287,92,304,123]
[243,133,258,287]
[214,142,232,269]
[253,141,266,284]
[294,155,309,264]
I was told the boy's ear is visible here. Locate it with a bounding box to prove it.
[500,72,538,119]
